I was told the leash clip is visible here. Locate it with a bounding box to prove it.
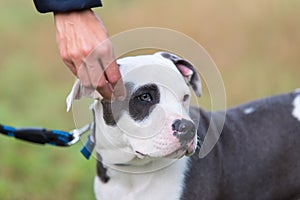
[68,124,92,146]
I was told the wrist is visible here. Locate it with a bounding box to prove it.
[54,8,93,18]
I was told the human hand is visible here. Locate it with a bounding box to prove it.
[54,9,125,100]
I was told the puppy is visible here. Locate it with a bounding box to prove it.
[67,52,300,200]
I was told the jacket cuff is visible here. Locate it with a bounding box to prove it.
[33,0,102,13]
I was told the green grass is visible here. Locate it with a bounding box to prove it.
[0,0,300,199]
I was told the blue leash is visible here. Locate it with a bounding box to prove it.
[0,124,73,146]
[0,123,95,159]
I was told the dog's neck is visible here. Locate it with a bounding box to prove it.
[94,157,190,200]
[93,106,216,200]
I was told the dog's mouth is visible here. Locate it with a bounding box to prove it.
[168,140,196,159]
[185,140,196,156]
[135,140,196,159]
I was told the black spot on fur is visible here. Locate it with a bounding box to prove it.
[96,153,110,183]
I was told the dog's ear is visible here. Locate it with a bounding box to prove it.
[156,52,202,97]
[66,79,101,112]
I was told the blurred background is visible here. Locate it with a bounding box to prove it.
[0,0,299,199]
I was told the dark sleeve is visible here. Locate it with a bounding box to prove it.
[33,0,102,13]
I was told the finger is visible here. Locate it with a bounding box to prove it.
[103,60,126,100]
[63,59,77,76]
[96,78,114,100]
[84,58,103,89]
[98,59,123,99]
[96,43,125,100]
[84,47,115,99]
[83,58,114,100]
[77,61,93,87]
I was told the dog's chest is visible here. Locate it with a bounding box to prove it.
[94,157,189,200]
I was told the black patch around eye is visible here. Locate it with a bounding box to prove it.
[101,83,159,125]
[129,84,160,121]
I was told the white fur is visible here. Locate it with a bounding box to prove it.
[93,100,137,165]
[292,95,300,121]
[94,157,190,200]
[117,54,181,77]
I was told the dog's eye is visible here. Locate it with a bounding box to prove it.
[138,93,152,102]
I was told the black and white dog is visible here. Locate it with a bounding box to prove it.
[67,52,300,200]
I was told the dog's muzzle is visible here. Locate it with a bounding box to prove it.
[172,119,196,156]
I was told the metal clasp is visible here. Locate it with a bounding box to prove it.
[67,124,91,146]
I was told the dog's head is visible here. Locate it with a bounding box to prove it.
[67,52,201,166]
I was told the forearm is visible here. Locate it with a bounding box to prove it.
[33,0,102,13]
